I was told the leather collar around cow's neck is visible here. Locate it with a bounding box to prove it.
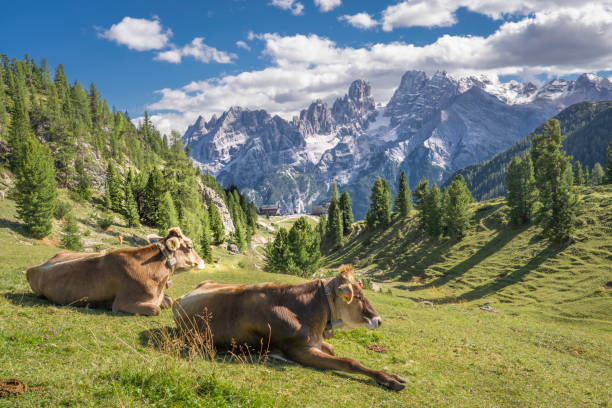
[155,241,177,273]
[320,277,343,332]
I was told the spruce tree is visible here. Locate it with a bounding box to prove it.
[318,215,327,240]
[583,166,590,186]
[423,184,443,238]
[592,162,604,185]
[531,119,578,242]
[61,214,83,251]
[157,191,179,235]
[208,202,225,244]
[412,177,429,211]
[339,191,354,236]
[104,163,123,214]
[15,134,57,238]
[7,93,31,169]
[287,217,321,276]
[326,182,343,247]
[267,227,290,272]
[75,158,92,201]
[444,175,473,240]
[606,141,612,184]
[123,170,140,227]
[573,161,583,186]
[505,155,536,225]
[366,177,391,230]
[233,217,247,251]
[394,171,412,218]
[200,208,213,263]
[141,168,165,226]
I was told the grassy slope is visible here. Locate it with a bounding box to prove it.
[1,189,611,407]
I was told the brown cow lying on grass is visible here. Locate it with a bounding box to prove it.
[26,227,204,315]
[173,265,406,390]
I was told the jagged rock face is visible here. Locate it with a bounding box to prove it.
[197,180,235,235]
[185,72,612,219]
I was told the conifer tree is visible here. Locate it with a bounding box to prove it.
[318,215,327,240]
[413,177,429,230]
[7,92,31,169]
[505,155,536,225]
[61,214,83,251]
[573,161,583,186]
[104,163,123,214]
[200,208,213,263]
[339,191,354,236]
[157,191,178,235]
[394,171,412,218]
[15,134,57,238]
[326,182,343,247]
[423,184,442,238]
[141,168,165,226]
[267,228,290,272]
[444,175,473,240]
[531,119,578,242]
[366,177,392,230]
[583,165,590,186]
[287,217,321,276]
[606,141,612,184]
[208,202,225,244]
[75,158,92,201]
[123,170,140,227]
[592,162,604,185]
[233,217,247,251]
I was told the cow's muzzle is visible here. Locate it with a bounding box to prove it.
[366,316,382,329]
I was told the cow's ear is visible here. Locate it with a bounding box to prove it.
[336,283,354,304]
[338,264,354,282]
[166,237,180,252]
[167,227,182,238]
[147,234,163,244]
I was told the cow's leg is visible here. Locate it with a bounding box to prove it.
[287,347,406,391]
[112,297,161,316]
[320,341,335,356]
[160,295,173,309]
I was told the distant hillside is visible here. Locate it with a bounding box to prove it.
[451,101,612,201]
[324,185,612,321]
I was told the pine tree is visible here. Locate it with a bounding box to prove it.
[339,191,354,236]
[592,162,604,185]
[423,184,443,238]
[583,166,590,186]
[104,163,123,213]
[208,202,225,244]
[413,177,429,230]
[366,177,391,230]
[287,217,321,276]
[444,175,473,240]
[157,191,179,235]
[326,182,343,247]
[200,208,213,263]
[233,217,247,251]
[75,158,92,201]
[7,92,31,169]
[606,141,612,184]
[61,214,83,251]
[573,161,583,186]
[123,170,140,227]
[394,171,412,218]
[505,155,536,225]
[141,168,165,226]
[267,227,290,272]
[318,215,327,240]
[531,119,578,242]
[15,134,57,238]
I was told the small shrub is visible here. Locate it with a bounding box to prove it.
[61,214,83,251]
[237,260,247,269]
[53,200,72,220]
[97,214,113,230]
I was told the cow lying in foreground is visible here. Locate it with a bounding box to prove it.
[173,265,406,390]
[26,227,204,315]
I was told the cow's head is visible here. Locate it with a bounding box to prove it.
[148,227,205,272]
[332,265,381,330]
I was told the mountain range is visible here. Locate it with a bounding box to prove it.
[183,71,612,218]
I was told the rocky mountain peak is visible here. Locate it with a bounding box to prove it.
[299,99,334,135]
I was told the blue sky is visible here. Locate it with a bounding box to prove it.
[2,1,612,134]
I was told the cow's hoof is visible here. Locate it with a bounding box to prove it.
[378,373,406,391]
[161,295,173,309]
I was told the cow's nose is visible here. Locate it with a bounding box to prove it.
[367,316,382,329]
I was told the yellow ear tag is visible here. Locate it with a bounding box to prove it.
[343,293,351,302]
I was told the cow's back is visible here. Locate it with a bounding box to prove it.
[26,252,120,305]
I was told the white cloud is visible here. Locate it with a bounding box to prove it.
[339,12,378,29]
[236,40,251,51]
[155,38,236,64]
[270,0,304,15]
[314,0,341,13]
[380,0,597,30]
[147,3,612,133]
[99,16,172,51]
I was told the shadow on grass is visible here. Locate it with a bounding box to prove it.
[410,243,562,304]
[0,217,26,235]
[3,292,130,316]
[138,327,289,372]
